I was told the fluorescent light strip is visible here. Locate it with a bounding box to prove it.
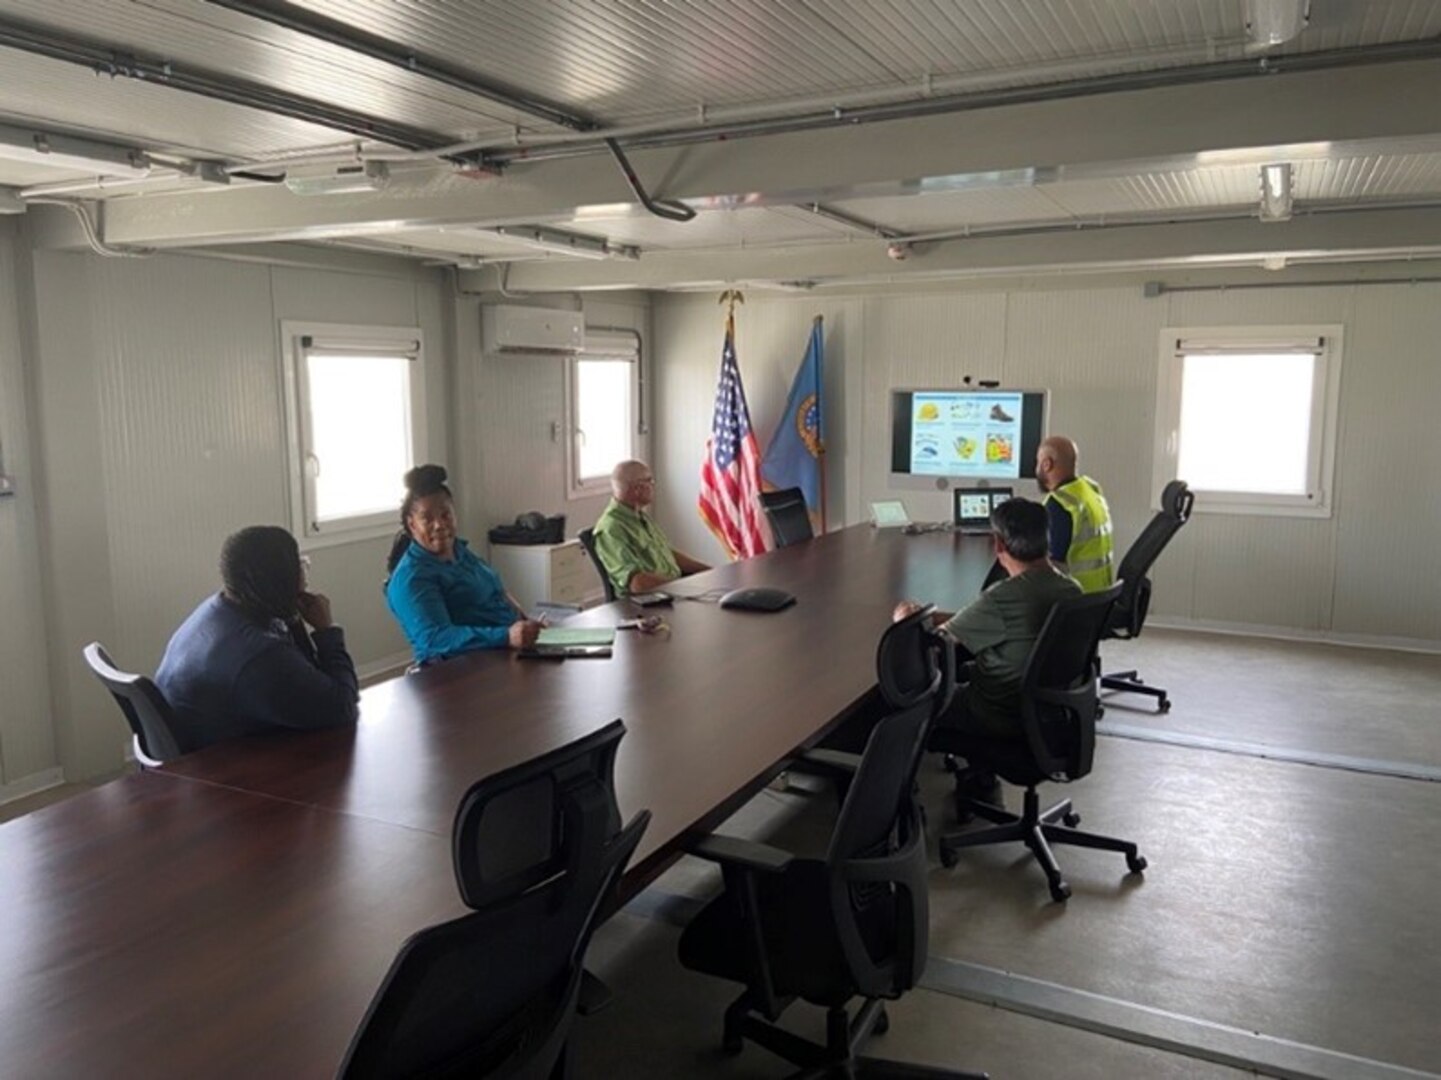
[473,224,639,261]
[0,122,150,178]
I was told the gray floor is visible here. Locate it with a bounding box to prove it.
[589,630,1441,1079]
[1103,628,1441,768]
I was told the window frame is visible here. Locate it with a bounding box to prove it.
[564,331,639,501]
[280,320,427,548]
[1152,325,1343,518]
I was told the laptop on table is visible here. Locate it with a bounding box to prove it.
[953,487,1013,535]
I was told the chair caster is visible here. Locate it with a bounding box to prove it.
[1127,853,1148,874]
[873,1004,890,1035]
[1048,878,1072,903]
[1158,699,1172,713]
[939,842,959,869]
[1062,811,1081,828]
[721,1029,743,1056]
[943,754,962,775]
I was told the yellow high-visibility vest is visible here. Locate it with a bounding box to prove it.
[1046,476,1115,593]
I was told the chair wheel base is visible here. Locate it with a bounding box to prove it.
[938,843,959,869]
[1048,879,1071,902]
[1062,811,1081,828]
[1127,853,1148,874]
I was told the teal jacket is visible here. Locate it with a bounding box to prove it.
[386,539,518,663]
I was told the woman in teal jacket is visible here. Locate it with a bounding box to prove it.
[385,465,542,664]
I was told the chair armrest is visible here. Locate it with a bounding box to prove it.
[688,833,795,874]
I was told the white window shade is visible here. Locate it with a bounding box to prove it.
[1154,326,1341,518]
[282,321,428,544]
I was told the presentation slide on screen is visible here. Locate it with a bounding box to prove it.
[909,391,1024,479]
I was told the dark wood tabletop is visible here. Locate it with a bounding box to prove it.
[0,525,991,1079]
[0,771,462,1080]
[162,525,993,886]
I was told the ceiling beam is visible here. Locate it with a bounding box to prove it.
[84,57,1441,248]
[453,207,1441,291]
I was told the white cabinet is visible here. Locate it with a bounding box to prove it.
[487,540,605,613]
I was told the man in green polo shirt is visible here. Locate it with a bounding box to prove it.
[895,497,1081,805]
[592,460,710,597]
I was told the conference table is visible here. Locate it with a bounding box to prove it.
[0,525,993,1079]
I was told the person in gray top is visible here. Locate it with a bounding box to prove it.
[895,497,1081,740]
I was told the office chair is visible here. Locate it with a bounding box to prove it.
[340,720,650,1080]
[679,702,986,1079]
[1100,479,1194,712]
[82,642,184,767]
[758,486,815,547]
[576,527,617,603]
[935,585,1145,902]
[797,603,954,782]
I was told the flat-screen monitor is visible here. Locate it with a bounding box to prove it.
[889,388,1047,484]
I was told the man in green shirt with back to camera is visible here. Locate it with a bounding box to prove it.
[592,459,710,597]
[895,497,1081,804]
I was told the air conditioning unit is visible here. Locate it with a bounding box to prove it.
[482,305,585,355]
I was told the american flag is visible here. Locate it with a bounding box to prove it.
[698,319,770,559]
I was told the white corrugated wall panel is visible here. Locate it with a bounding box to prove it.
[25,249,448,780]
[87,257,285,680]
[0,221,57,787]
[1330,284,1441,640]
[652,276,1440,648]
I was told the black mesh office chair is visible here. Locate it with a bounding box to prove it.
[679,702,985,1079]
[82,641,184,767]
[576,527,617,603]
[340,720,650,1080]
[798,603,955,777]
[935,585,1145,902]
[1100,479,1194,712]
[758,486,815,547]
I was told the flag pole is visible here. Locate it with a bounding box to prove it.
[814,314,827,535]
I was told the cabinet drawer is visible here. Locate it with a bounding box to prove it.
[551,542,590,578]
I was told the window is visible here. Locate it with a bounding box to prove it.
[1153,326,1342,517]
[282,322,426,542]
[565,331,638,498]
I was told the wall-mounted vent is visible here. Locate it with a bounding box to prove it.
[482,305,585,355]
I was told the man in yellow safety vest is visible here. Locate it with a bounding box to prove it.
[1035,436,1115,593]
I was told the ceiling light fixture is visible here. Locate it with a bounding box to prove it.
[474,225,640,261]
[283,162,390,196]
[1259,163,1293,222]
[0,122,151,178]
[1244,0,1310,47]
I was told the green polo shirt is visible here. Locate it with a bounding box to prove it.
[592,498,681,597]
[942,565,1082,738]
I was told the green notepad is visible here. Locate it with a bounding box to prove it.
[536,627,617,647]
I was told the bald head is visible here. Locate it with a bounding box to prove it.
[612,460,656,508]
[1035,436,1079,493]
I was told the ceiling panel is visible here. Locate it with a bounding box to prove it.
[1044,166,1260,216]
[1297,153,1441,201]
[0,0,555,140]
[0,49,360,159]
[284,0,1441,128]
